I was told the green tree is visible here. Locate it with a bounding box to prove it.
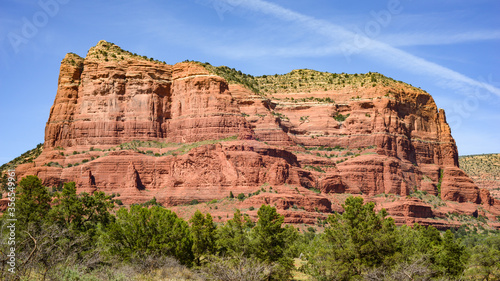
[49,182,115,234]
[307,196,397,280]
[237,193,246,201]
[78,191,115,230]
[434,230,467,277]
[252,205,297,280]
[396,223,442,263]
[102,205,193,265]
[17,175,51,227]
[190,210,216,265]
[216,209,253,256]
[49,182,83,228]
[467,234,500,280]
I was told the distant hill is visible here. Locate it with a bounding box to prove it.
[459,153,500,200]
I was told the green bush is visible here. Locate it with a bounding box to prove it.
[103,205,194,265]
[237,193,246,201]
[333,113,350,122]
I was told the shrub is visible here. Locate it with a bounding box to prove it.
[237,193,246,201]
[103,205,194,265]
[333,113,350,122]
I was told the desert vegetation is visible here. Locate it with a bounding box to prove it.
[459,153,500,181]
[84,40,167,64]
[1,175,499,280]
[459,153,500,200]
[195,61,427,97]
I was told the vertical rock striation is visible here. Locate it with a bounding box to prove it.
[15,41,498,226]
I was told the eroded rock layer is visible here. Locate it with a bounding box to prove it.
[16,41,499,227]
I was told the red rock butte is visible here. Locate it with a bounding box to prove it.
[15,41,500,228]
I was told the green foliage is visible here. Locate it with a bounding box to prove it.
[333,113,350,122]
[142,196,161,207]
[459,153,500,185]
[434,230,467,276]
[190,210,216,265]
[17,175,51,227]
[216,209,253,257]
[466,234,500,280]
[299,116,309,123]
[307,197,397,279]
[436,168,444,196]
[304,165,325,173]
[0,143,42,170]
[2,175,492,280]
[48,182,116,241]
[252,205,298,280]
[305,196,470,280]
[237,193,246,201]
[197,62,261,94]
[102,205,194,265]
[1,144,43,191]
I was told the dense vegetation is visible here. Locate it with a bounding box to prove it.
[1,176,499,280]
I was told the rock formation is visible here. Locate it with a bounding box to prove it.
[14,41,499,227]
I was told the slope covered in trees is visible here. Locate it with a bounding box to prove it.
[1,176,499,280]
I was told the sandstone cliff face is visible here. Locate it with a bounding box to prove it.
[45,45,250,149]
[16,41,498,227]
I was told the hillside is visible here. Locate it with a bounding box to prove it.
[460,153,500,201]
[3,40,499,230]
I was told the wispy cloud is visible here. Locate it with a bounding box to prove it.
[379,30,500,47]
[211,0,500,97]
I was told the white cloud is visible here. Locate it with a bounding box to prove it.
[379,30,500,47]
[213,0,500,97]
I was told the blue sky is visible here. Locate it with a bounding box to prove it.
[0,0,499,164]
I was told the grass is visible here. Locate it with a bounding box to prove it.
[20,261,201,281]
[292,258,313,280]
